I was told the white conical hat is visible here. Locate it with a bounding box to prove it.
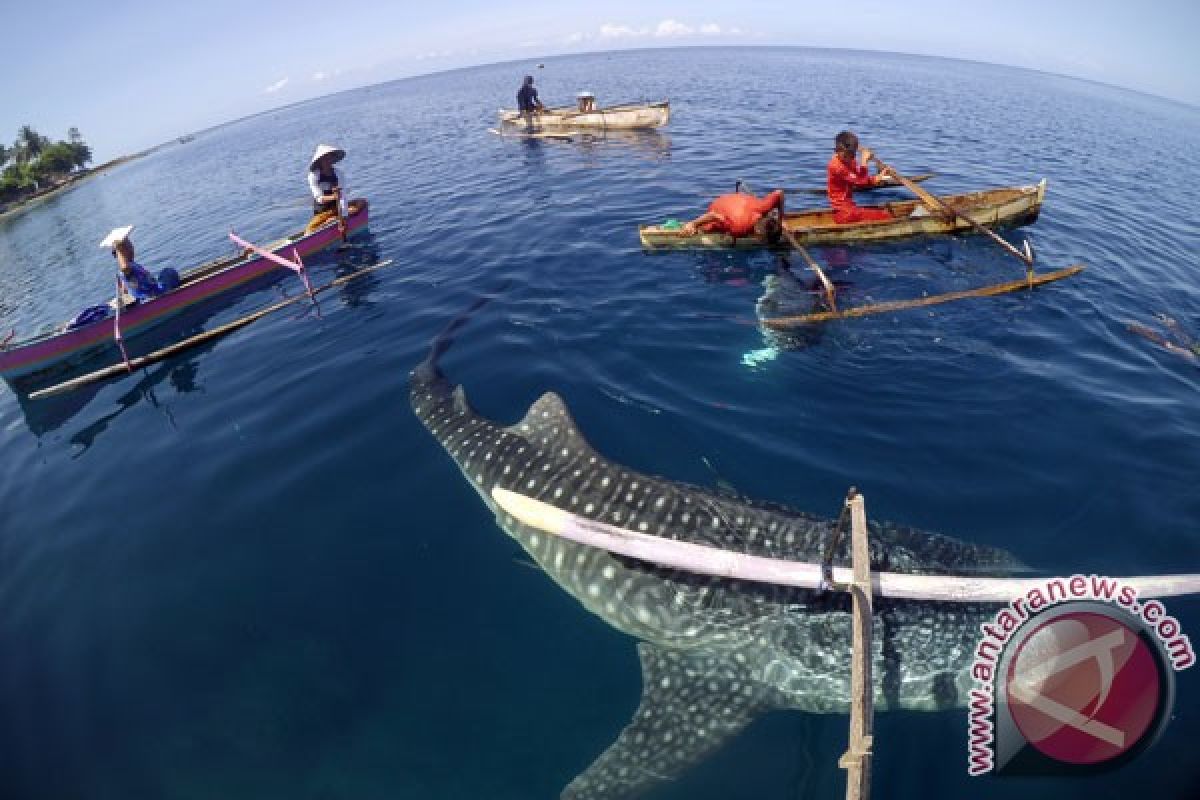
[99,225,134,248]
[309,144,345,170]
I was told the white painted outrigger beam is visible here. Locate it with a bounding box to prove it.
[491,488,1200,602]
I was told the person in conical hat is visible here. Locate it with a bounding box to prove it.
[100,225,167,302]
[307,144,347,233]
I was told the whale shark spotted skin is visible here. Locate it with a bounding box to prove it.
[410,356,1020,799]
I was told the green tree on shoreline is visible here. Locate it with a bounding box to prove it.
[0,126,93,206]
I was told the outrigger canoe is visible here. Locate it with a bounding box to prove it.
[0,200,369,383]
[497,100,670,130]
[639,180,1046,250]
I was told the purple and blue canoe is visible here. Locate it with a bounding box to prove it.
[0,201,369,382]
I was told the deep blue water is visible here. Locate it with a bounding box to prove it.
[2,47,1200,799]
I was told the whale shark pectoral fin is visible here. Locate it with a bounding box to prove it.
[562,643,771,800]
[507,391,601,458]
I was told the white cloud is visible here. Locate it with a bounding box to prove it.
[600,23,647,38]
[565,31,588,44]
[593,19,738,42]
[264,77,289,94]
[654,19,694,37]
[312,71,327,82]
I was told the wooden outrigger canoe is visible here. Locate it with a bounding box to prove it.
[639,179,1046,250]
[0,200,369,383]
[497,100,670,130]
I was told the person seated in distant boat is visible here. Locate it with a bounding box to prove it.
[576,91,596,112]
[680,189,786,243]
[827,131,896,224]
[517,75,545,129]
[101,226,176,303]
[307,144,348,234]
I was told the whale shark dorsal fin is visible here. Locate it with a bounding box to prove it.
[563,643,773,798]
[507,391,600,458]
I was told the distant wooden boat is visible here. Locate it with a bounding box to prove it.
[497,101,670,130]
[639,180,1047,250]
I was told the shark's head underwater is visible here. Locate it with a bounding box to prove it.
[410,332,1021,799]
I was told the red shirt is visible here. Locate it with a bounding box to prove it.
[826,155,878,216]
[704,190,784,237]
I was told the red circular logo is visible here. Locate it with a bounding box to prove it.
[1005,611,1162,765]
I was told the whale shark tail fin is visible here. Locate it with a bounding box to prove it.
[563,643,774,799]
[413,282,510,386]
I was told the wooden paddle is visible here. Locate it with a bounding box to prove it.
[781,228,838,312]
[334,189,347,242]
[733,179,838,310]
[865,149,1035,273]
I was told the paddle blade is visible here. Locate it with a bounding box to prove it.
[1023,239,1036,264]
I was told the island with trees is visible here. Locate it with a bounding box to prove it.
[0,126,125,219]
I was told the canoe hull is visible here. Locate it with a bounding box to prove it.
[498,101,670,130]
[639,180,1047,250]
[0,204,369,382]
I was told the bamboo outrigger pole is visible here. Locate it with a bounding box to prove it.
[837,490,874,800]
[762,264,1084,329]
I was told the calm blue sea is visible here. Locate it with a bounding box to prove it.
[2,47,1199,799]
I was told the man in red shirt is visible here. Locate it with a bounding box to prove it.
[681,189,786,242]
[827,131,895,224]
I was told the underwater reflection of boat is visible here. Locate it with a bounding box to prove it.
[576,128,671,159]
[12,317,214,441]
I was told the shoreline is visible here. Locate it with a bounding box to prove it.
[0,154,142,225]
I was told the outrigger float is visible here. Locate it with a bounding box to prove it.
[0,200,369,385]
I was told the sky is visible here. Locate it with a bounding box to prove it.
[3,0,1198,163]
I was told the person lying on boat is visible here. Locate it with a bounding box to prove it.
[576,91,596,112]
[517,75,544,129]
[827,131,897,224]
[101,226,178,303]
[680,189,786,243]
[307,144,348,234]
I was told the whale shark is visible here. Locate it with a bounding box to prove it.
[409,336,1022,798]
